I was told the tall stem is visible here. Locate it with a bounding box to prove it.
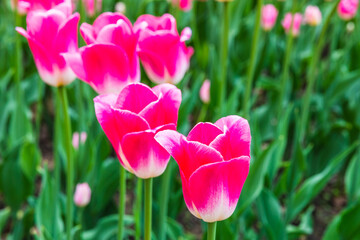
[299,1,339,143]
[158,163,173,240]
[35,80,43,142]
[118,166,126,240]
[207,222,217,240]
[58,87,73,240]
[134,178,143,240]
[242,0,263,119]
[217,2,230,115]
[144,178,153,240]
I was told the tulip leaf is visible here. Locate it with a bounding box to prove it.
[0,207,11,235]
[286,206,314,239]
[345,150,360,203]
[19,140,40,182]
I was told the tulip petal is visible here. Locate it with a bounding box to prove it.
[93,12,132,36]
[121,124,175,179]
[188,156,250,222]
[139,84,181,128]
[114,83,158,114]
[210,116,251,160]
[155,130,223,180]
[179,171,201,219]
[187,122,223,146]
[80,22,96,44]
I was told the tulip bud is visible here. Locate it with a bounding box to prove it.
[168,0,192,11]
[72,132,87,149]
[304,5,322,26]
[115,2,126,14]
[200,80,210,104]
[282,13,303,37]
[74,183,91,207]
[82,0,102,17]
[338,0,359,20]
[346,21,355,32]
[261,4,278,31]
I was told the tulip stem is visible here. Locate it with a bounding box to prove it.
[158,163,173,240]
[118,166,126,240]
[217,1,230,115]
[299,1,339,143]
[242,0,263,119]
[144,178,153,240]
[58,86,73,240]
[134,178,142,240]
[207,222,217,240]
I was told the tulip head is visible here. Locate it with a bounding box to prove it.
[72,132,87,149]
[168,0,192,12]
[94,83,182,179]
[261,4,278,31]
[134,14,193,85]
[82,0,102,17]
[155,116,251,222]
[282,13,303,37]
[304,5,322,26]
[199,79,210,104]
[74,183,91,207]
[11,0,70,14]
[338,0,359,20]
[16,3,79,86]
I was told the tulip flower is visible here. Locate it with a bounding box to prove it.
[304,6,322,26]
[72,132,87,149]
[155,115,251,223]
[134,14,193,85]
[168,0,192,11]
[94,83,182,179]
[74,183,91,207]
[11,0,70,14]
[82,0,102,17]
[337,0,359,20]
[282,13,303,37]
[16,3,79,86]
[115,2,126,14]
[64,13,140,94]
[261,4,278,31]
[199,79,210,104]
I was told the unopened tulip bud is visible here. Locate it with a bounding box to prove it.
[304,5,322,26]
[72,132,87,149]
[261,4,278,31]
[74,183,91,207]
[282,13,303,37]
[200,80,210,104]
[338,0,359,20]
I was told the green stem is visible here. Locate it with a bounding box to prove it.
[118,166,126,240]
[54,89,61,238]
[242,0,263,119]
[299,1,339,143]
[144,178,153,240]
[35,80,43,143]
[158,163,173,240]
[58,87,73,240]
[217,1,230,115]
[197,104,209,123]
[134,178,143,240]
[207,222,217,240]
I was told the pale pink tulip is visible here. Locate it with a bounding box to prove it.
[115,2,126,14]
[74,183,91,207]
[169,0,192,11]
[16,3,79,86]
[72,132,87,149]
[134,14,193,85]
[261,4,278,31]
[82,0,102,17]
[64,13,140,94]
[282,13,303,37]
[155,116,251,222]
[200,79,210,104]
[338,0,359,20]
[94,83,182,179]
[11,0,71,14]
[304,6,322,26]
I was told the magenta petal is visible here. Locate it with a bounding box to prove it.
[94,94,150,150]
[187,122,223,146]
[188,156,250,222]
[62,51,86,81]
[93,12,132,36]
[80,23,96,44]
[121,129,171,179]
[139,84,181,128]
[138,50,166,84]
[179,171,201,219]
[210,115,251,160]
[114,83,158,114]
[155,130,223,180]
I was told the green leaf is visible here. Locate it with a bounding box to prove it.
[287,207,314,239]
[287,141,359,221]
[345,151,360,203]
[256,189,286,240]
[0,207,11,235]
[19,141,40,181]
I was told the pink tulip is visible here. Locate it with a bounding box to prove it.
[155,116,251,222]
[82,0,102,17]
[169,0,193,11]
[72,132,87,149]
[74,183,91,207]
[16,3,79,86]
[64,13,140,94]
[261,4,278,31]
[304,6,322,26]
[282,13,303,37]
[94,83,182,179]
[134,14,193,85]
[11,0,70,14]
[338,0,359,20]
[199,79,210,104]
